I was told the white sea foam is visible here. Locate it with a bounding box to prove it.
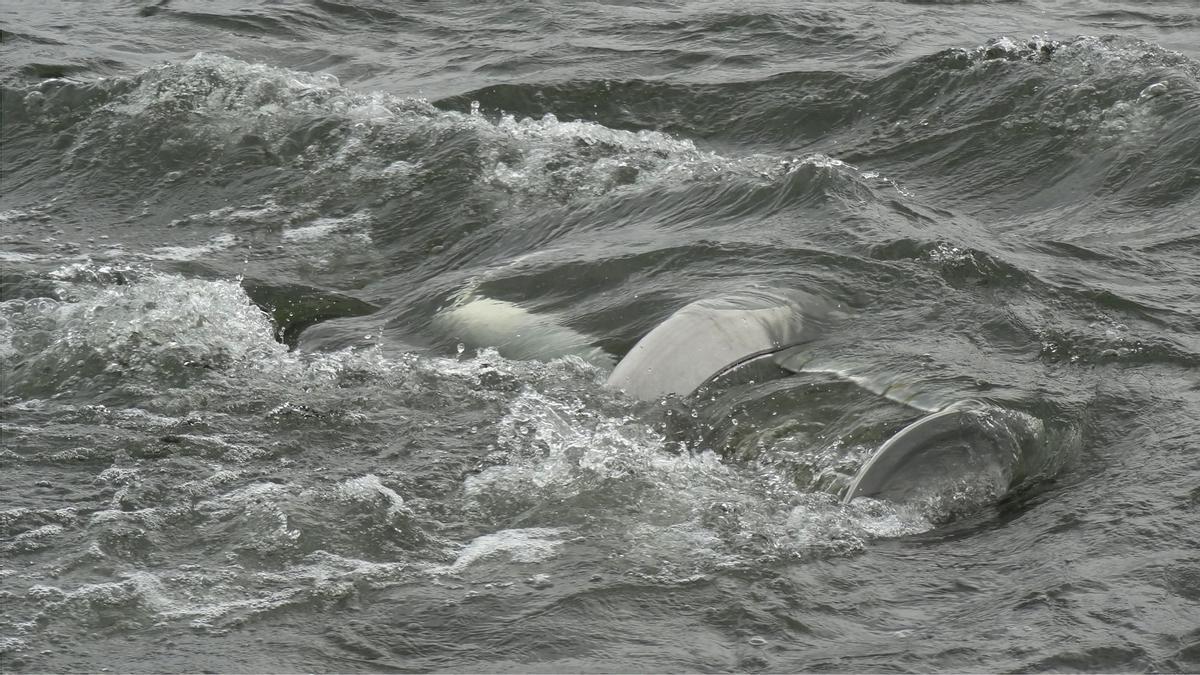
[439,528,568,574]
[149,232,240,260]
[280,214,372,244]
[464,385,934,575]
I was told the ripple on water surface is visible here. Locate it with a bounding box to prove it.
[2,5,1200,671]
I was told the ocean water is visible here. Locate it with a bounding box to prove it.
[2,1,1199,672]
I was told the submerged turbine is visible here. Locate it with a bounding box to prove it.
[433,286,1044,517]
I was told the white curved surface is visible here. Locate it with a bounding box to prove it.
[605,289,823,401]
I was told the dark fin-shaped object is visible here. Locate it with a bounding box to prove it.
[240,279,378,348]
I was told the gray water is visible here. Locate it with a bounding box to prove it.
[2,1,1199,672]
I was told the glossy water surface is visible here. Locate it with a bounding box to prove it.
[2,1,1200,672]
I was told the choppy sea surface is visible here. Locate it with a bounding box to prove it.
[2,1,1200,672]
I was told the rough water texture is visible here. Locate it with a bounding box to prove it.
[2,0,1199,672]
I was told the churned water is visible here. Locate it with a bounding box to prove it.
[2,1,1199,672]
